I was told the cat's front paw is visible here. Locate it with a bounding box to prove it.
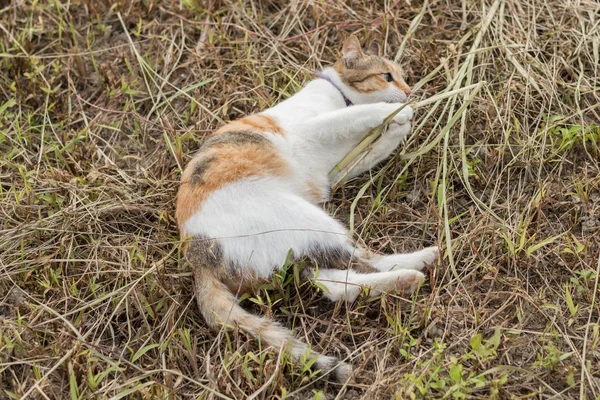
[385,121,411,141]
[390,103,413,125]
[372,103,413,129]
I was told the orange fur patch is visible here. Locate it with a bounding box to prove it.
[305,181,324,203]
[388,62,412,95]
[176,140,288,230]
[393,80,411,95]
[215,114,283,135]
[352,75,387,93]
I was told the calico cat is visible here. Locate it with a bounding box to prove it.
[176,35,439,380]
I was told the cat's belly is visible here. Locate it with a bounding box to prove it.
[183,177,349,278]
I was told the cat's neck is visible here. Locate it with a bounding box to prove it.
[314,67,356,105]
[266,67,352,123]
[316,70,353,106]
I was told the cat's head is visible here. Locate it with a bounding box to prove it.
[333,35,411,104]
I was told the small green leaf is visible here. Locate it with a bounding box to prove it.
[526,234,562,256]
[470,334,483,352]
[564,285,578,317]
[488,327,501,349]
[449,363,462,383]
[0,99,16,116]
[131,343,160,362]
[68,362,79,400]
[548,114,564,123]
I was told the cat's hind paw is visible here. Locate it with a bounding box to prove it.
[394,269,425,293]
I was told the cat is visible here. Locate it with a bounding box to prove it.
[176,35,439,381]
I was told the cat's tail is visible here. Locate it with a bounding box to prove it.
[194,266,352,381]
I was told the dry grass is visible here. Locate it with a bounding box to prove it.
[1,0,599,399]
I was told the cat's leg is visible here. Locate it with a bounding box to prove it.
[367,246,440,272]
[309,268,425,302]
[299,103,413,145]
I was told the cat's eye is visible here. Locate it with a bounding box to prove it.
[382,73,394,82]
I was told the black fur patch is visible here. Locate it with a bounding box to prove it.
[186,235,224,268]
[188,131,270,186]
[189,154,216,186]
[186,236,259,293]
[305,245,377,273]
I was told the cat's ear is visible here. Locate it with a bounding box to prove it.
[366,41,381,56]
[342,35,363,66]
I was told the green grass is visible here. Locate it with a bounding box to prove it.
[1,0,599,399]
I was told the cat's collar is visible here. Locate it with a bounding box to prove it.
[316,72,353,107]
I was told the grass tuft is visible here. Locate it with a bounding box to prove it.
[1,0,599,398]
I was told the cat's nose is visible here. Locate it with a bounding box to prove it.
[404,87,412,97]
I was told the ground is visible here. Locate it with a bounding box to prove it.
[1,0,599,399]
